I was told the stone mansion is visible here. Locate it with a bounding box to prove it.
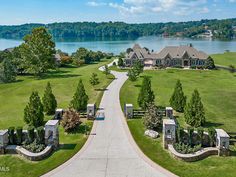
[124,44,211,68]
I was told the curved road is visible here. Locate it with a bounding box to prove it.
[43,69,177,177]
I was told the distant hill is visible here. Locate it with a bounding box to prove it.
[0,18,236,40]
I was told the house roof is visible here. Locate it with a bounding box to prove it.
[126,44,150,60]
[155,46,209,59]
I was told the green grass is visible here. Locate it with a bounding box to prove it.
[211,52,236,67]
[128,119,236,177]
[109,65,130,72]
[121,69,236,131]
[0,60,114,129]
[0,60,114,177]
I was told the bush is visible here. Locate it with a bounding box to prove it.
[27,126,35,144]
[16,127,23,145]
[174,143,202,154]
[197,127,204,145]
[143,103,162,130]
[36,126,45,144]
[8,127,15,145]
[187,127,194,145]
[22,140,45,153]
[61,109,81,132]
[208,128,216,147]
[177,127,185,143]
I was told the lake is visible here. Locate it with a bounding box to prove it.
[0,36,236,55]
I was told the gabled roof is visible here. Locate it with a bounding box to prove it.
[126,44,150,60]
[155,46,209,59]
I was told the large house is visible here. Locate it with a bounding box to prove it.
[125,44,211,68]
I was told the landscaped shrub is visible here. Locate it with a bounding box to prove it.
[187,127,194,145]
[36,126,45,144]
[174,143,202,154]
[143,103,162,130]
[22,140,45,153]
[16,127,23,145]
[197,127,204,145]
[208,128,216,147]
[8,127,15,145]
[176,127,185,143]
[42,82,57,115]
[61,109,81,132]
[27,126,35,143]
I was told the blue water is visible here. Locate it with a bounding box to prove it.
[1,36,236,55]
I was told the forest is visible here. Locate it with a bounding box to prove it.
[0,18,235,40]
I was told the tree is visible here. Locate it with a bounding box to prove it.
[24,91,44,127]
[229,65,235,73]
[103,64,110,76]
[0,59,16,83]
[72,47,90,65]
[42,82,57,115]
[70,79,88,111]
[90,73,99,86]
[118,58,124,67]
[205,58,215,69]
[61,109,81,132]
[138,76,155,110]
[184,89,205,127]
[143,103,162,130]
[133,60,144,76]
[169,80,186,112]
[208,128,216,147]
[127,69,137,81]
[19,27,56,76]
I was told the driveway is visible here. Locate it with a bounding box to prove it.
[43,70,176,177]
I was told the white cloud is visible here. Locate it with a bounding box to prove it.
[87,1,106,7]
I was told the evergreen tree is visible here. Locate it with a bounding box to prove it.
[127,69,137,81]
[70,79,88,111]
[184,89,205,127]
[169,80,186,112]
[133,60,144,76]
[103,64,110,76]
[24,91,44,127]
[143,103,162,130]
[118,58,124,67]
[138,76,155,110]
[42,82,57,115]
[205,58,215,69]
[90,73,99,86]
[0,59,16,83]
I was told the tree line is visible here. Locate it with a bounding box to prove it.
[0,18,236,40]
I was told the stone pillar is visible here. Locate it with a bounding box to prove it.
[124,104,133,119]
[215,129,230,156]
[0,130,9,154]
[54,108,64,120]
[166,107,173,119]
[45,120,59,149]
[163,119,176,149]
[87,104,96,119]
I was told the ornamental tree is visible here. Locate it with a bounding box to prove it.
[118,58,124,67]
[133,60,144,76]
[127,69,137,81]
[61,109,81,132]
[42,82,57,115]
[184,89,205,127]
[138,76,155,110]
[169,80,186,112]
[90,73,99,86]
[0,59,16,83]
[143,103,162,130]
[24,91,44,127]
[70,79,88,111]
[205,58,215,69]
[103,64,110,76]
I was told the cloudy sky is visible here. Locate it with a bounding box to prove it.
[0,0,235,25]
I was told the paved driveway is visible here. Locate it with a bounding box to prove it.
[43,70,177,177]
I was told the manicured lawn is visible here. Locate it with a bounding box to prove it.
[211,52,236,67]
[0,60,114,177]
[109,65,130,72]
[128,119,236,177]
[120,69,236,131]
[0,60,114,129]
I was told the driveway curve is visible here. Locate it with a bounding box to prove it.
[43,69,177,177]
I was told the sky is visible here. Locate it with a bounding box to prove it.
[0,0,236,25]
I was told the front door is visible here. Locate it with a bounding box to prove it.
[184,60,189,67]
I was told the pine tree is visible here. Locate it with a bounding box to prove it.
[103,64,110,76]
[138,76,155,110]
[118,58,124,67]
[0,59,16,83]
[24,91,44,127]
[184,89,205,127]
[169,80,186,112]
[133,60,144,76]
[205,58,215,69]
[42,82,57,115]
[128,69,137,81]
[90,73,99,86]
[70,79,88,111]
